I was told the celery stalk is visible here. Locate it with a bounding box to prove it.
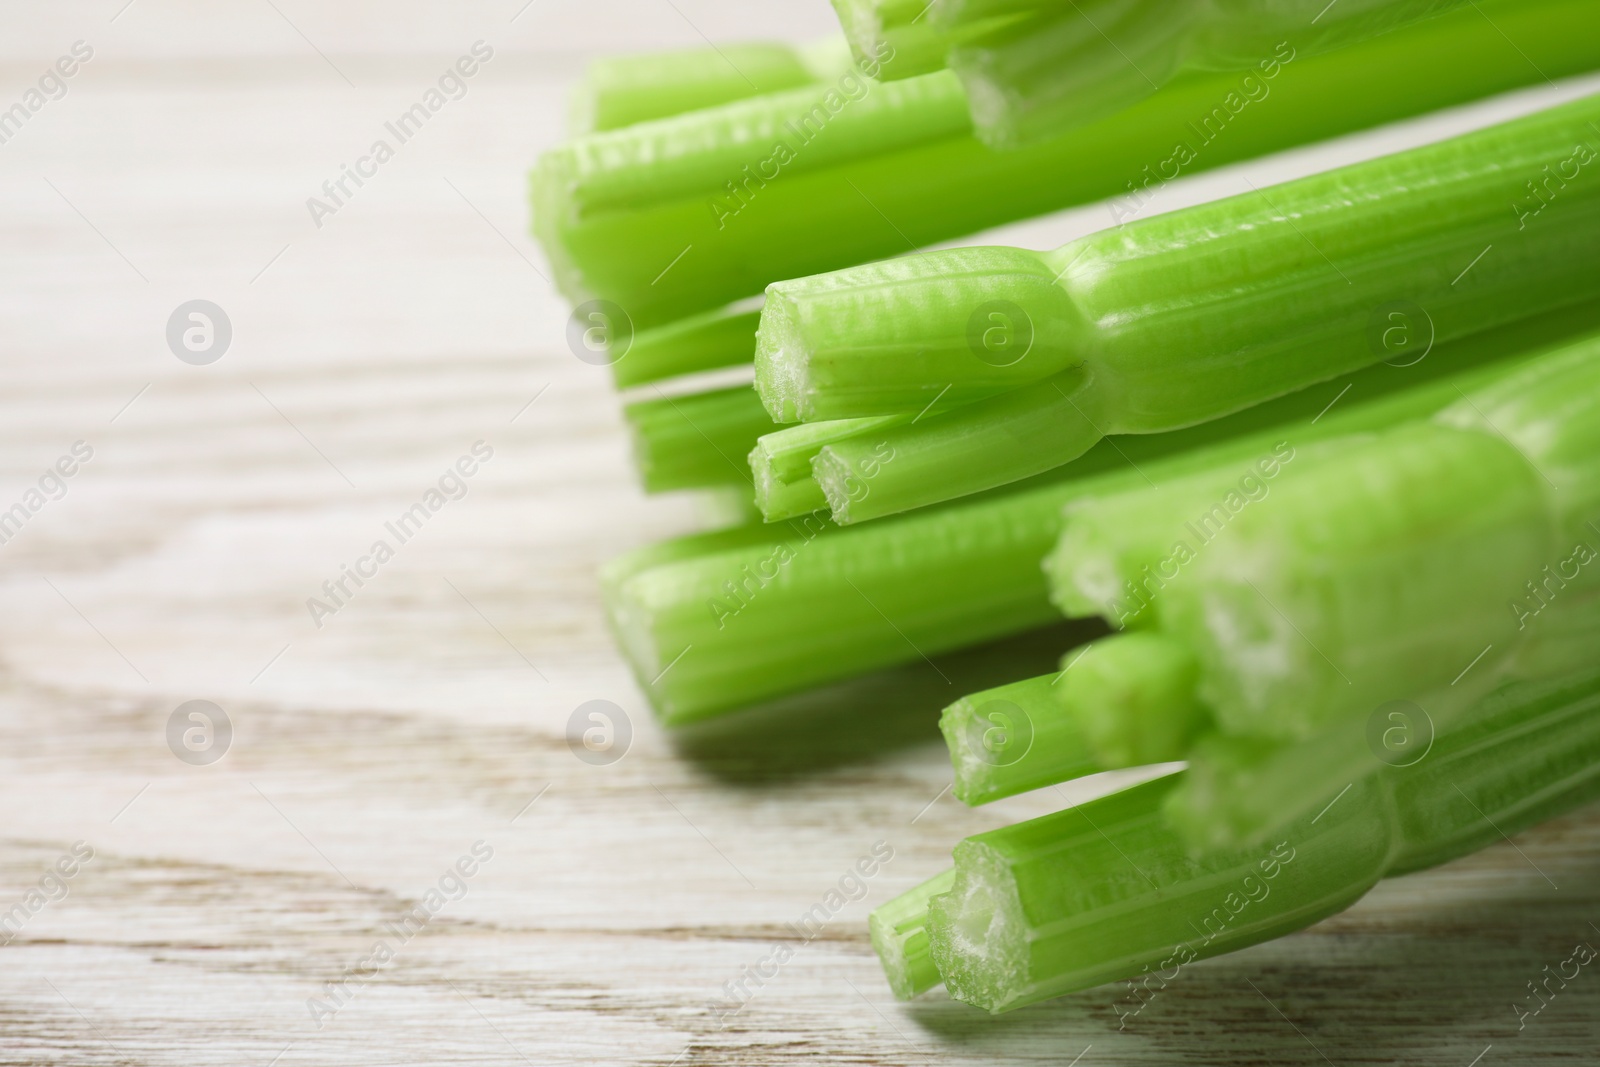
[943,634,1203,807]
[810,369,1102,523]
[623,386,772,493]
[750,413,909,520]
[868,869,958,999]
[943,0,1474,147]
[569,40,853,135]
[929,772,1374,1012]
[829,0,957,80]
[605,303,1599,722]
[926,664,1600,1012]
[1049,334,1600,742]
[757,92,1600,429]
[940,674,1102,806]
[534,0,1600,329]
[755,92,1600,520]
[1056,632,1209,769]
[612,307,761,390]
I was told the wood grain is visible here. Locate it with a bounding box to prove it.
[1,5,1598,1064]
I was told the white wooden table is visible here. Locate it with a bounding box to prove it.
[1,2,1598,1064]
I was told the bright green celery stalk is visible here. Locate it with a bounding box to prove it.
[1023,335,1600,846]
[934,671,1203,806]
[568,39,856,135]
[868,869,957,999]
[623,386,772,493]
[807,368,1100,523]
[941,0,1472,148]
[749,413,908,520]
[922,661,1600,1012]
[533,0,1600,329]
[942,634,1208,806]
[868,321,1600,812]
[611,307,761,390]
[1048,333,1600,749]
[940,674,1103,806]
[755,94,1600,522]
[755,90,1600,421]
[602,304,1600,722]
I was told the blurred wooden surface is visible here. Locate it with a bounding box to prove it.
[1,3,1599,1065]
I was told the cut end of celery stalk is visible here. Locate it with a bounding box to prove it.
[751,414,909,521]
[942,673,1105,806]
[926,842,1028,1013]
[941,676,1046,805]
[1046,506,1133,622]
[814,367,1104,526]
[757,246,1080,424]
[829,0,889,64]
[812,446,860,524]
[869,868,957,999]
[753,290,811,423]
[526,159,589,312]
[940,693,1005,807]
[750,440,828,520]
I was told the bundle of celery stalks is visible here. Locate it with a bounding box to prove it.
[534,0,1600,1014]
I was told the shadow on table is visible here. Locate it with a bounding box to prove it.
[900,824,1600,1065]
[668,618,1108,786]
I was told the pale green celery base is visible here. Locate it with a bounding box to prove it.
[1047,439,1323,626]
[1436,337,1600,543]
[1044,513,1131,621]
[1046,316,1600,649]
[941,673,1102,806]
[1512,585,1600,681]
[869,869,957,999]
[798,36,859,81]
[1166,729,1380,855]
[1387,666,1600,874]
[696,486,763,529]
[1197,0,1472,65]
[1163,662,1533,854]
